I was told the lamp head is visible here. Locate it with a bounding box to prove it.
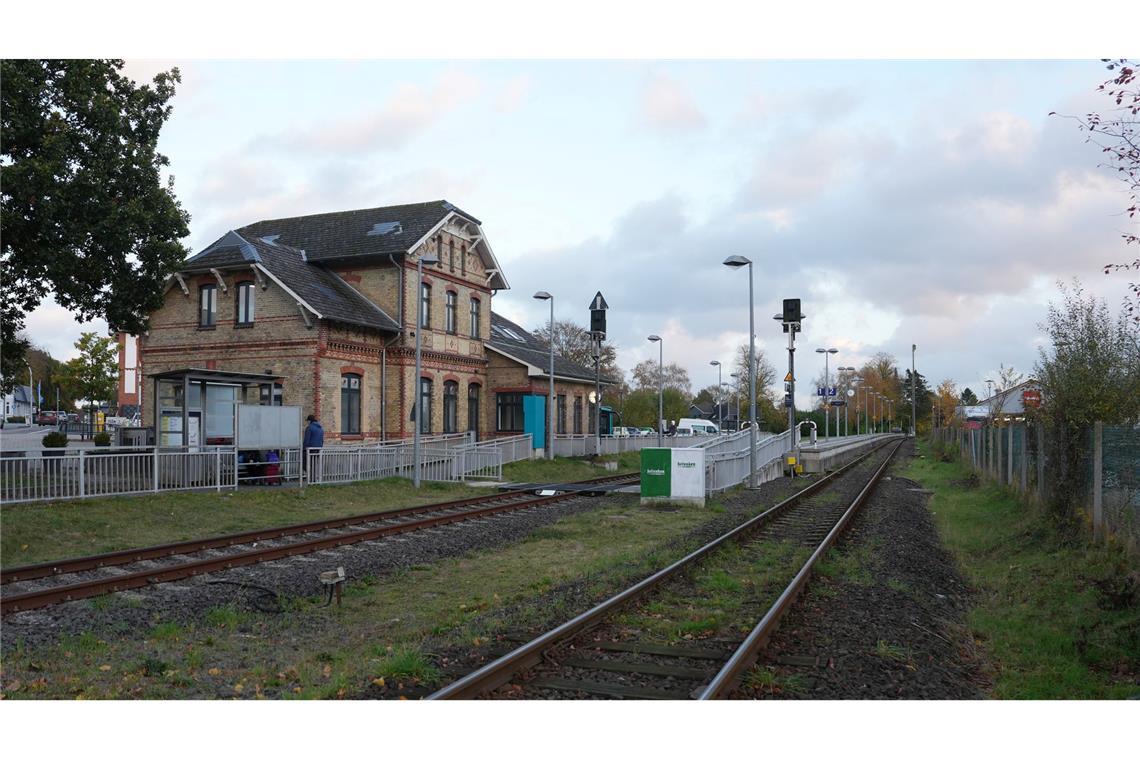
[533,291,552,301]
[710,360,720,367]
[420,254,439,266]
[828,348,838,355]
[722,255,751,268]
[647,335,661,343]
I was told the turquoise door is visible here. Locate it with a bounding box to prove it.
[523,395,546,450]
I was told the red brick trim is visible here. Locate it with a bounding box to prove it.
[444,285,458,295]
[340,366,366,376]
[312,355,321,419]
[420,371,435,381]
[493,385,539,393]
[206,359,217,370]
[441,373,461,384]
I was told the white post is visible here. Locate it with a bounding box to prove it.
[216,449,222,492]
[78,450,85,498]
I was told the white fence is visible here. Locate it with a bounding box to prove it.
[305,433,532,486]
[551,434,695,457]
[0,446,240,504]
[705,430,797,494]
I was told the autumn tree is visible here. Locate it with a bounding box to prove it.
[1053,59,1139,323]
[631,359,691,396]
[934,379,960,428]
[620,387,689,429]
[1,59,190,390]
[531,318,620,379]
[730,343,777,403]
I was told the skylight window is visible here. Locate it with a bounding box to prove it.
[367,222,402,236]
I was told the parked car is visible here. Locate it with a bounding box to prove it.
[612,426,634,438]
[639,427,655,437]
[35,411,59,426]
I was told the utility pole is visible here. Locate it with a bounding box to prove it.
[911,344,917,438]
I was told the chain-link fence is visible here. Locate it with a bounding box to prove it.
[932,422,1139,553]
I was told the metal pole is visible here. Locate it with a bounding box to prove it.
[786,329,795,439]
[594,340,601,456]
[747,262,757,488]
[414,256,425,487]
[911,344,917,438]
[547,297,555,460]
[657,339,664,447]
[823,352,829,441]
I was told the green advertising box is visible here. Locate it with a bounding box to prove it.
[640,447,705,506]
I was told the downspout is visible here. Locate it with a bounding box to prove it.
[389,252,407,439]
[380,332,400,442]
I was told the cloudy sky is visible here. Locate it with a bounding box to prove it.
[23,58,1135,408]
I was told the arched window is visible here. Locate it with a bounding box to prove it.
[419,377,433,434]
[467,384,480,437]
[448,239,455,273]
[461,244,467,276]
[573,396,583,434]
[341,374,362,434]
[420,282,431,328]
[557,394,567,434]
[445,291,457,334]
[469,297,481,338]
[435,236,443,268]
[443,380,458,433]
[235,281,255,325]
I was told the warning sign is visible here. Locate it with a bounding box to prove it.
[784,372,793,382]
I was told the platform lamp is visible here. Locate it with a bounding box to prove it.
[709,360,722,432]
[722,255,758,488]
[815,347,837,441]
[413,251,440,487]
[533,291,555,460]
[648,335,663,446]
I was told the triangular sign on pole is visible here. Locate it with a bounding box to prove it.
[784,372,793,382]
[590,292,609,311]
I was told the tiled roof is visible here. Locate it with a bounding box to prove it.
[488,312,615,385]
[183,232,400,333]
[236,200,480,263]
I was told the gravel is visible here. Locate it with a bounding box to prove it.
[738,439,986,699]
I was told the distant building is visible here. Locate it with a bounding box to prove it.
[957,379,1041,425]
[2,385,33,420]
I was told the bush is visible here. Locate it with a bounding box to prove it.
[92,431,112,446]
[42,431,69,448]
[7,415,26,424]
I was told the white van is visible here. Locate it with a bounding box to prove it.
[674,418,720,436]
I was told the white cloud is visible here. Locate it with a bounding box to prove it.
[495,75,533,113]
[637,72,705,132]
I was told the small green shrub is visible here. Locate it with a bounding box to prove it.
[93,431,112,446]
[42,431,69,448]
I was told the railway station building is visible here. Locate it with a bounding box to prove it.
[134,200,608,446]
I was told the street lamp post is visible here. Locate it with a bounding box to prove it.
[648,335,663,446]
[730,372,742,432]
[709,360,722,432]
[814,347,837,441]
[723,256,758,488]
[911,344,917,438]
[534,291,555,460]
[413,251,440,487]
[837,367,854,436]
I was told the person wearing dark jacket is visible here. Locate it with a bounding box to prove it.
[302,415,324,473]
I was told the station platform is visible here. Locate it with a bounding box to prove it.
[795,434,903,473]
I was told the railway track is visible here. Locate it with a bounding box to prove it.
[428,437,905,700]
[0,472,637,615]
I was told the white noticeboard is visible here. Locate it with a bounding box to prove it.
[236,405,303,449]
[669,447,705,505]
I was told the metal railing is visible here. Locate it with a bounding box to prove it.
[306,443,502,485]
[705,430,797,494]
[0,446,239,504]
[551,434,696,457]
[463,434,533,465]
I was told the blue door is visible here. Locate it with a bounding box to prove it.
[523,395,546,451]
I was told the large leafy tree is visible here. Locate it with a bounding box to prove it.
[1,59,190,390]
[959,387,979,406]
[58,332,119,413]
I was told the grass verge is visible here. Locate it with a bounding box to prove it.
[0,477,483,568]
[904,441,1139,699]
